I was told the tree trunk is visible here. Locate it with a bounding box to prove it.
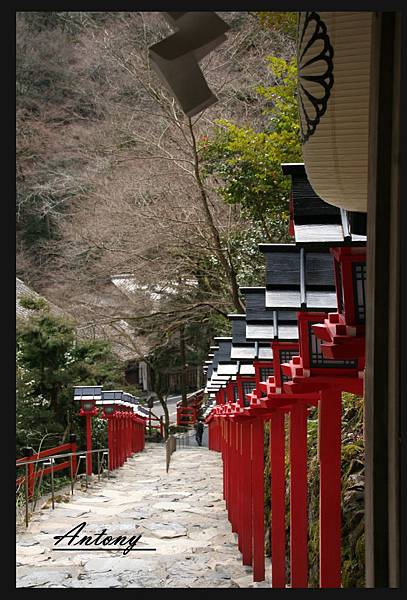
[179,324,188,407]
[188,118,245,313]
[157,393,170,440]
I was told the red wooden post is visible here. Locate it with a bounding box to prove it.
[113,417,117,469]
[107,418,113,470]
[135,421,138,453]
[224,418,228,499]
[251,418,265,582]
[289,402,308,588]
[86,414,92,476]
[125,414,128,459]
[270,410,286,588]
[237,422,242,552]
[242,421,253,566]
[217,417,221,451]
[231,420,238,534]
[131,418,134,453]
[227,419,232,522]
[135,420,139,453]
[126,414,130,458]
[120,415,125,466]
[117,415,122,467]
[121,415,125,465]
[319,389,342,588]
[124,415,128,459]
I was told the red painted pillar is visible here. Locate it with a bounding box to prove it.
[237,423,242,551]
[270,410,286,588]
[117,415,122,467]
[231,420,237,533]
[217,418,221,452]
[226,420,231,519]
[289,402,309,588]
[135,420,138,452]
[130,417,133,455]
[113,416,118,469]
[121,416,125,465]
[126,415,130,458]
[135,421,138,453]
[86,414,92,476]
[319,389,342,588]
[251,418,265,582]
[107,418,114,470]
[223,419,227,502]
[122,415,126,465]
[124,415,128,459]
[241,421,253,566]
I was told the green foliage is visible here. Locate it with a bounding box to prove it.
[19,294,50,312]
[16,308,124,456]
[200,56,301,242]
[255,12,298,40]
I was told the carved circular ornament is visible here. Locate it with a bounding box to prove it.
[297,12,334,143]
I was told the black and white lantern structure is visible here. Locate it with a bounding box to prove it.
[205,338,233,403]
[205,337,231,404]
[213,337,239,404]
[74,386,102,416]
[98,390,123,418]
[282,162,367,368]
[240,287,299,398]
[226,315,257,408]
[73,386,102,476]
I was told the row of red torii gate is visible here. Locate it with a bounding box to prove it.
[17,389,148,500]
[204,162,367,589]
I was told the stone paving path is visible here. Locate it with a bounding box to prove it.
[16,443,271,588]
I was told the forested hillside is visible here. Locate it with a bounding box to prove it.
[16,11,299,368]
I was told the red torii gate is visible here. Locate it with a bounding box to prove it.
[74,387,147,475]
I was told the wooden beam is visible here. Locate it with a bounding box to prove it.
[365,11,401,588]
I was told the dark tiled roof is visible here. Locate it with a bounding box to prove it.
[230,316,247,344]
[281,162,367,246]
[240,287,273,322]
[16,278,66,319]
[259,245,336,312]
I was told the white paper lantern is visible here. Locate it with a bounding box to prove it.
[298,11,373,212]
